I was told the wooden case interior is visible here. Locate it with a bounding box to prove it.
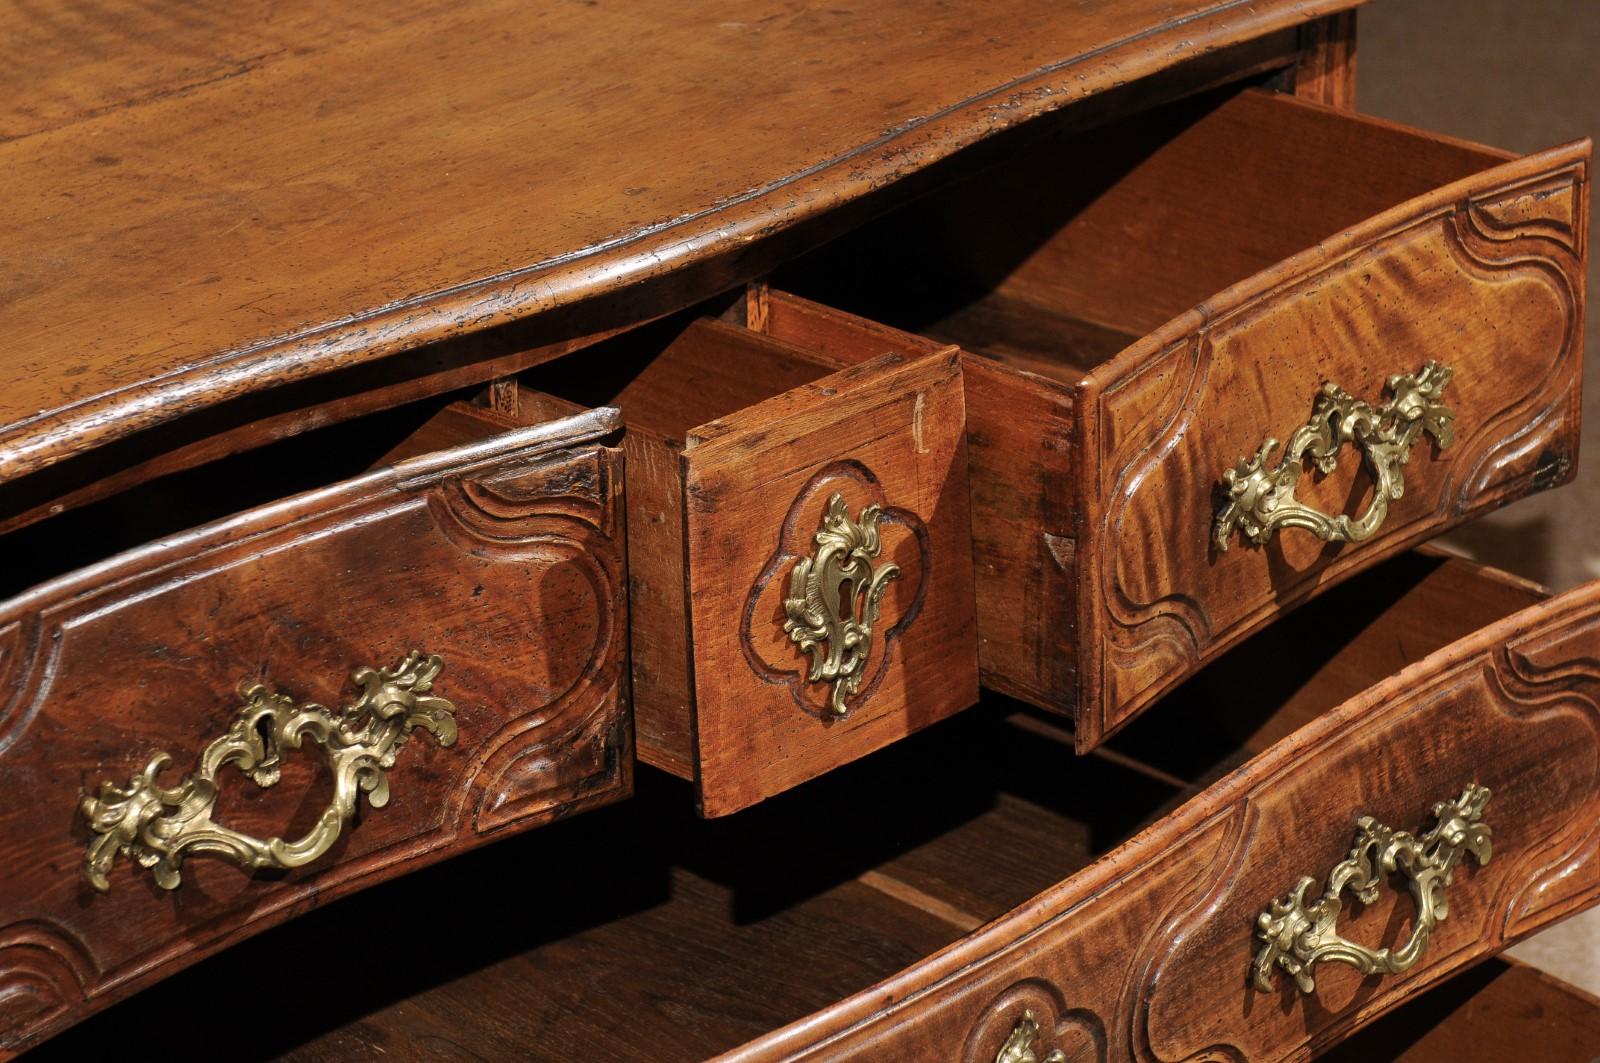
[515,312,843,442]
[774,85,1509,382]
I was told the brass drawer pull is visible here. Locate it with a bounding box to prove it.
[783,492,900,716]
[1253,784,1491,993]
[79,651,457,892]
[1214,361,1454,552]
[996,1011,1065,1063]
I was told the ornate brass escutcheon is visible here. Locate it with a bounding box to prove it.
[782,492,900,716]
[995,1010,1067,1063]
[79,651,457,892]
[1253,784,1492,993]
[1214,361,1455,552]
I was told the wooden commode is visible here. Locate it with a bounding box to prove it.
[0,2,1595,1060]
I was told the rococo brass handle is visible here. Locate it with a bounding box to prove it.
[1253,784,1492,994]
[995,1011,1065,1063]
[783,492,900,717]
[79,651,457,892]
[1213,361,1454,552]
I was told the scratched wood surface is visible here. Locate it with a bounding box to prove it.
[0,0,1365,489]
[0,405,631,1055]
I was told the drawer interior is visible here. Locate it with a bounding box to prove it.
[516,312,849,441]
[773,84,1512,382]
[32,551,1547,1060]
[0,391,562,602]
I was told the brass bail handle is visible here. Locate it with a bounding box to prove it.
[1253,784,1492,994]
[1213,361,1455,552]
[79,651,458,892]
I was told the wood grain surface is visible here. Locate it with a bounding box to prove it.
[686,344,978,816]
[779,85,1588,748]
[22,552,1572,1062]
[0,406,630,1055]
[0,0,1363,486]
[725,562,1600,1061]
[1078,99,1589,747]
[1321,958,1600,1063]
[1290,10,1358,108]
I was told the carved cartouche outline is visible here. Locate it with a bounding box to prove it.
[0,427,628,1047]
[740,460,928,721]
[1083,161,1584,744]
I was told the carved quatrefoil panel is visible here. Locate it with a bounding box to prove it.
[739,462,927,720]
[963,980,1107,1063]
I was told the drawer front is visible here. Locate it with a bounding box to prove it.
[725,577,1600,1062]
[0,411,629,1052]
[1077,141,1589,746]
[685,348,979,816]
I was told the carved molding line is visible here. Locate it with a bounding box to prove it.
[1485,643,1600,937]
[1088,177,1583,735]
[961,979,1106,1063]
[1127,804,1255,1063]
[0,922,94,1050]
[0,615,50,758]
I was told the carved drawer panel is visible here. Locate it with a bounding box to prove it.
[520,311,978,817]
[777,85,1590,750]
[0,404,630,1053]
[723,559,1600,1062]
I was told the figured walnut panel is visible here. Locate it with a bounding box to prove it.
[0,412,629,1054]
[724,574,1600,1063]
[1075,140,1589,748]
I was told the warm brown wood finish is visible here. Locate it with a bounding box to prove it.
[780,85,1590,749]
[726,567,1600,1061]
[522,313,977,816]
[1320,959,1600,1063]
[1291,10,1358,108]
[0,405,630,1054]
[10,4,1600,1057]
[26,553,1583,1062]
[0,0,1361,489]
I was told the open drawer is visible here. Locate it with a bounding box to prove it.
[34,552,1600,1060]
[0,396,631,1051]
[518,311,978,816]
[775,85,1590,749]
